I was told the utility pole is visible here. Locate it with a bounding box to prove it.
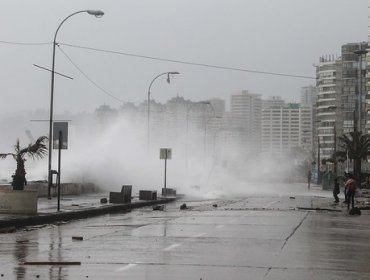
[317,136,321,184]
[333,125,337,178]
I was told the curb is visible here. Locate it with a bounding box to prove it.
[0,198,176,231]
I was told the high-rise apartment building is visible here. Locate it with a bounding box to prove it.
[341,42,368,134]
[261,104,311,156]
[300,85,317,107]
[299,106,313,154]
[230,90,262,153]
[209,98,225,117]
[315,55,342,160]
[262,96,285,109]
[314,42,368,164]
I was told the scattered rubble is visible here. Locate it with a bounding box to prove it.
[152,205,164,211]
[100,198,108,204]
[349,207,361,215]
[23,261,81,265]
[72,236,83,241]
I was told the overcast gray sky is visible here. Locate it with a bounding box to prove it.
[0,0,368,114]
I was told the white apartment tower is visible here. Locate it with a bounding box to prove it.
[315,55,341,160]
[262,96,285,109]
[261,104,312,156]
[300,85,317,106]
[230,90,262,153]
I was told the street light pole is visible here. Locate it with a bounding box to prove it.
[147,71,179,154]
[333,124,337,178]
[327,106,338,178]
[47,10,104,198]
[317,136,321,184]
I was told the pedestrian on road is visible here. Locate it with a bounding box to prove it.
[333,178,340,203]
[307,170,312,189]
[345,174,356,210]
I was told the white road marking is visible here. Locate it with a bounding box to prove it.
[195,232,207,237]
[115,263,137,272]
[216,225,224,229]
[163,243,181,251]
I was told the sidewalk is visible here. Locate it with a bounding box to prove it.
[305,185,370,211]
[0,193,176,231]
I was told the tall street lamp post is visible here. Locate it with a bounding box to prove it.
[48,10,104,198]
[352,48,367,190]
[327,105,338,178]
[317,136,321,184]
[147,72,179,153]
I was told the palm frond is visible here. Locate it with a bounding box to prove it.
[26,136,48,160]
[0,153,15,160]
[13,139,21,154]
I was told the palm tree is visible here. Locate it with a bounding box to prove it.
[0,136,48,190]
[336,131,370,187]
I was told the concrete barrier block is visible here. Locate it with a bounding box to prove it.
[162,188,176,197]
[139,190,157,200]
[121,185,132,203]
[109,192,124,203]
[0,190,38,214]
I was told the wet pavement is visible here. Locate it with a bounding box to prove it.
[1,185,370,279]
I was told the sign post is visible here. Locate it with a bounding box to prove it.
[160,148,172,198]
[53,122,68,211]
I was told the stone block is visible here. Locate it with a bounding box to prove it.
[139,190,157,200]
[162,188,176,197]
[0,190,38,214]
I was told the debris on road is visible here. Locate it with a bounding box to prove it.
[289,196,295,199]
[72,236,83,241]
[100,198,108,204]
[297,207,341,212]
[23,261,81,265]
[153,205,164,211]
[212,204,218,207]
[349,207,361,215]
[180,203,188,210]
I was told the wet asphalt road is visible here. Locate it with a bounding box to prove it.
[1,193,370,280]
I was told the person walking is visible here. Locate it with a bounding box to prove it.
[345,174,356,210]
[307,170,312,189]
[333,178,340,203]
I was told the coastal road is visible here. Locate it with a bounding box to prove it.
[0,194,370,279]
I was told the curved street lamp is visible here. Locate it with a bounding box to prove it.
[147,71,180,153]
[47,10,104,198]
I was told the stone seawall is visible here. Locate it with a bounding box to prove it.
[0,183,99,197]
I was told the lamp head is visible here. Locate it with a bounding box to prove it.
[166,72,180,84]
[87,10,104,18]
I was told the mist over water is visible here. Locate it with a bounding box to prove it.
[0,110,312,199]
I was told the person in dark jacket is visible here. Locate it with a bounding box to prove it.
[345,174,356,210]
[333,178,340,203]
